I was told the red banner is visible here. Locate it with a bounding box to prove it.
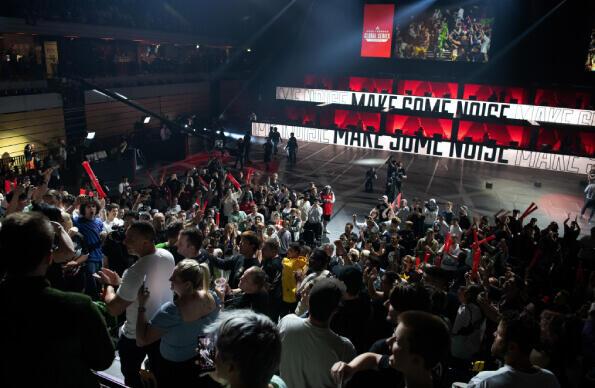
[361,4,395,58]
[198,176,209,190]
[227,173,241,190]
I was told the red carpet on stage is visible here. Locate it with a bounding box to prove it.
[142,151,280,186]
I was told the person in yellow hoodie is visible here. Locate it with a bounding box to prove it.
[281,243,308,317]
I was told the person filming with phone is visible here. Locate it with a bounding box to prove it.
[97,221,175,388]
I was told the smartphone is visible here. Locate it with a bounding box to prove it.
[196,334,217,373]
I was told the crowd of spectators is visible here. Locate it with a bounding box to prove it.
[0,47,45,81]
[395,5,493,62]
[0,129,594,388]
[0,38,230,82]
[586,28,595,72]
[62,42,230,79]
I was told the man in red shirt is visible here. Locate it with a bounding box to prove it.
[320,185,336,235]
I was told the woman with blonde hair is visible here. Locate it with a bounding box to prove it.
[222,222,239,255]
[136,259,220,387]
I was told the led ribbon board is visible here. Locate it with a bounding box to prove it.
[252,122,595,175]
[276,87,595,127]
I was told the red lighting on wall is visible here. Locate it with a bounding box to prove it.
[397,80,458,98]
[334,110,381,131]
[458,121,531,148]
[463,84,528,104]
[348,77,393,93]
[386,114,453,139]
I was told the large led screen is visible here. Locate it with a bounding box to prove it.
[393,2,494,62]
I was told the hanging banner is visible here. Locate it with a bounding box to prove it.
[252,122,595,175]
[361,4,395,58]
[275,87,595,127]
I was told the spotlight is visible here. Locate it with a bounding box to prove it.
[246,48,252,52]
[196,44,200,49]
[86,132,96,140]
[143,116,151,124]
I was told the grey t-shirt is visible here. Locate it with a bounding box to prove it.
[468,365,560,388]
[117,248,175,339]
[278,314,355,388]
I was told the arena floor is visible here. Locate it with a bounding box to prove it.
[246,140,590,239]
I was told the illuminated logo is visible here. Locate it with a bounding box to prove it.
[363,26,391,43]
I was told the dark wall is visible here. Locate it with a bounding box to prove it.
[255,0,595,89]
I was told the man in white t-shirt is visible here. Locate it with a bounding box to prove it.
[102,203,124,233]
[278,278,355,388]
[98,221,175,388]
[467,312,560,388]
[247,204,265,224]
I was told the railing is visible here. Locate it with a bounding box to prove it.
[95,371,128,388]
[0,148,56,173]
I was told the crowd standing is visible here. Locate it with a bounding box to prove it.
[395,5,493,62]
[0,131,594,388]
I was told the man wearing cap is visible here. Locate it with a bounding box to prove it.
[320,185,335,235]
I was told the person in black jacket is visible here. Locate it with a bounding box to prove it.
[364,168,377,193]
[225,266,270,316]
[263,137,274,171]
[261,238,283,322]
[234,138,245,170]
[270,127,282,156]
[331,265,373,354]
[285,133,298,166]
[243,131,252,164]
[0,212,115,388]
[211,230,261,289]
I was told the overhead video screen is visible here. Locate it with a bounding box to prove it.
[361,4,396,58]
[393,2,494,62]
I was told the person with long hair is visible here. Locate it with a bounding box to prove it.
[221,222,239,256]
[136,259,220,387]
